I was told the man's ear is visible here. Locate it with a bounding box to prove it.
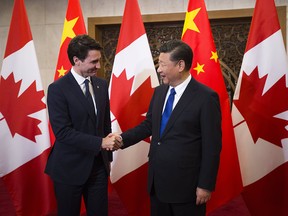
[178,60,185,72]
[73,56,80,66]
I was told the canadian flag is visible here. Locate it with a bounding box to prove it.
[0,0,56,215]
[232,0,288,215]
[109,0,159,215]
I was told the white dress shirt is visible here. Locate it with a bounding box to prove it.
[162,74,191,113]
[71,68,97,115]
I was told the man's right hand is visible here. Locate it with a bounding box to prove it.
[101,133,123,151]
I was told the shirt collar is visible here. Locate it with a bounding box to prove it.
[170,74,191,96]
[71,68,90,85]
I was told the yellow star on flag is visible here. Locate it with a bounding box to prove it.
[193,62,205,75]
[181,7,201,37]
[210,51,219,63]
[60,17,79,46]
[57,65,67,77]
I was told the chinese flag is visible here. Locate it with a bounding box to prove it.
[232,0,288,215]
[181,0,243,213]
[51,0,87,213]
[0,0,56,215]
[50,0,86,143]
[54,0,86,81]
[109,0,159,215]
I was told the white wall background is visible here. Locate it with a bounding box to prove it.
[0,0,288,93]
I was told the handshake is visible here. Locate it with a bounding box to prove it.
[101,133,123,151]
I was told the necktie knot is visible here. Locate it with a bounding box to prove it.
[170,88,176,96]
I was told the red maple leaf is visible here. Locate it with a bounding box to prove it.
[234,67,288,147]
[110,70,155,142]
[0,73,46,142]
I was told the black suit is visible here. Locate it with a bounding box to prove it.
[45,71,111,215]
[122,77,222,215]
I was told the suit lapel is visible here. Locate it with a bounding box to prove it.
[160,79,198,137]
[67,72,97,123]
[91,78,101,125]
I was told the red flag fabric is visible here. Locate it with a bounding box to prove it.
[109,0,159,215]
[50,0,86,143]
[54,0,86,81]
[232,0,288,215]
[51,0,87,213]
[181,0,243,212]
[0,0,56,215]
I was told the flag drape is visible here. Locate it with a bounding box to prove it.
[181,0,243,212]
[0,0,56,215]
[109,0,159,215]
[51,0,87,213]
[51,0,87,142]
[232,0,288,215]
[54,0,86,81]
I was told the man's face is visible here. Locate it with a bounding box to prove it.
[157,52,181,87]
[75,50,101,78]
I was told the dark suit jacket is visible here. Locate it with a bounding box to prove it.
[122,77,222,203]
[45,72,112,185]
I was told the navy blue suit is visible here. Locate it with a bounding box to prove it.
[45,71,111,215]
[122,78,222,215]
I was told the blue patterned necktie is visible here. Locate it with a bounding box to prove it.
[84,79,96,118]
[160,88,176,136]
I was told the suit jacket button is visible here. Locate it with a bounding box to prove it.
[157,142,161,145]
